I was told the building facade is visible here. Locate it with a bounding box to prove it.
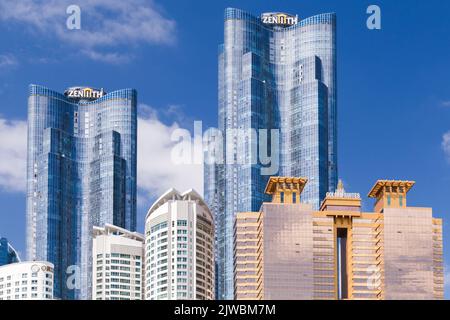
[92,224,144,300]
[26,85,137,300]
[233,211,262,300]
[0,261,54,300]
[234,177,444,300]
[0,238,20,266]
[205,8,337,299]
[144,189,215,300]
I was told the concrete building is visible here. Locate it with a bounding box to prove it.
[233,212,261,300]
[234,177,444,300]
[144,189,214,300]
[0,261,54,300]
[92,224,144,300]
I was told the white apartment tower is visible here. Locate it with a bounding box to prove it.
[144,189,214,300]
[92,224,144,300]
[0,261,54,300]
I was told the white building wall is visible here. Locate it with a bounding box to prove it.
[92,224,144,300]
[0,261,54,300]
[144,189,214,300]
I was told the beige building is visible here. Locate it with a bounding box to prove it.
[234,177,444,300]
[92,224,144,300]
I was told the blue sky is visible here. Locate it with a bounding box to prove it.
[0,0,449,297]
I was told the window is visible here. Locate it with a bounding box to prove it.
[399,195,403,206]
[387,195,391,206]
[292,192,297,203]
[280,192,284,203]
[177,220,187,227]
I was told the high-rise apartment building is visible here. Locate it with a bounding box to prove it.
[26,85,137,300]
[234,177,444,300]
[144,189,215,300]
[0,261,54,300]
[0,238,20,266]
[205,8,337,299]
[92,224,144,300]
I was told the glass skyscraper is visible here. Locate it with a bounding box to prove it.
[0,237,20,266]
[26,85,137,300]
[204,8,338,299]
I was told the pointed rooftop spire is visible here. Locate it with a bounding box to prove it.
[337,179,345,193]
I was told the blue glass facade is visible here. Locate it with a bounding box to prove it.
[26,85,137,300]
[204,8,338,299]
[0,238,20,266]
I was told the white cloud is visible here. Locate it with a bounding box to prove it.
[0,106,204,202]
[137,105,203,207]
[0,118,27,192]
[442,132,450,162]
[81,49,132,64]
[138,103,191,127]
[0,54,18,69]
[0,0,176,63]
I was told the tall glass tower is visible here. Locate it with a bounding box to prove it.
[26,85,137,300]
[204,8,338,300]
